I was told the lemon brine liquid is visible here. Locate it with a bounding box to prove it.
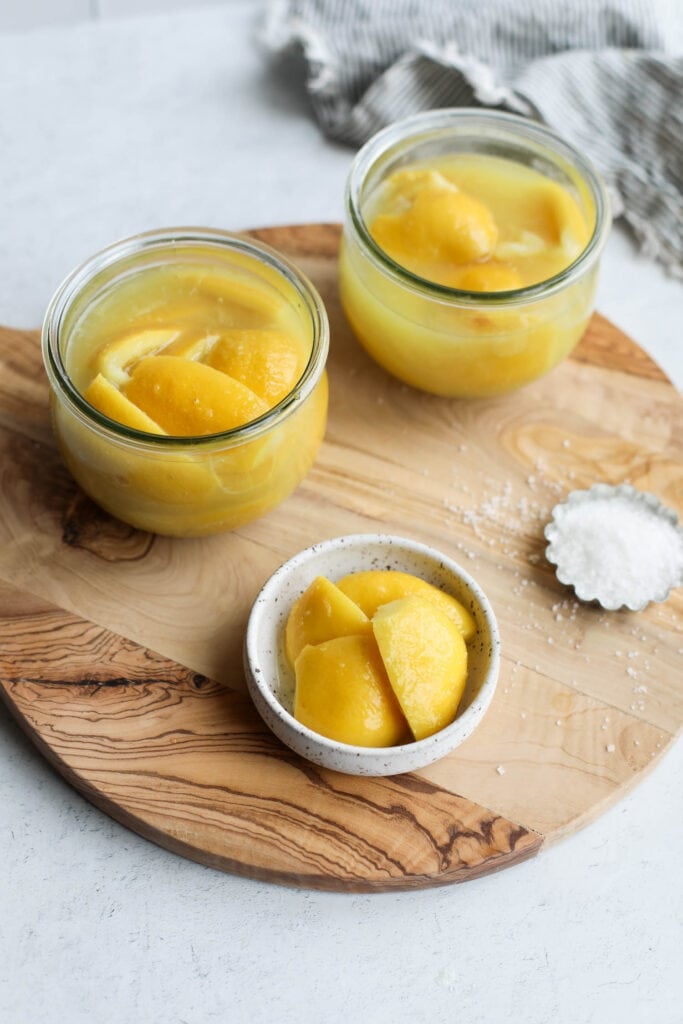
[66,256,312,431]
[48,237,328,536]
[366,153,591,291]
[340,141,604,398]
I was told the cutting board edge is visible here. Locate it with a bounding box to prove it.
[542,726,682,847]
[1,221,680,891]
[0,676,545,893]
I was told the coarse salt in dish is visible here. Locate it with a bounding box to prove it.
[544,483,683,612]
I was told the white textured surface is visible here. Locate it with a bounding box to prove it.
[0,5,681,1023]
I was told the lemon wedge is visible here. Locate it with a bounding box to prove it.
[94,328,180,387]
[84,373,165,434]
[124,354,268,435]
[205,328,305,407]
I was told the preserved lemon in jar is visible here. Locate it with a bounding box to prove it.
[42,230,329,536]
[339,110,610,397]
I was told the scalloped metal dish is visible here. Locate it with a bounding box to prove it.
[544,483,683,612]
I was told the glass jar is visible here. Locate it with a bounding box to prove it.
[42,228,329,537]
[339,109,611,397]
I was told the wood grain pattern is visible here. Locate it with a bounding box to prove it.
[0,223,681,889]
[0,580,540,888]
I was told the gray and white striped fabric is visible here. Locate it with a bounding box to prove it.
[262,0,683,277]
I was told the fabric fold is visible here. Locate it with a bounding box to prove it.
[261,0,683,276]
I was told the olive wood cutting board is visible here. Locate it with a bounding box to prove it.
[0,223,681,892]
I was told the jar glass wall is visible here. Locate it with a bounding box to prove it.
[42,229,329,537]
[339,110,610,397]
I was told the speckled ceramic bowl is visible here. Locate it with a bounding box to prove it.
[243,533,500,776]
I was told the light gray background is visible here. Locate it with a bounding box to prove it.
[0,5,681,1024]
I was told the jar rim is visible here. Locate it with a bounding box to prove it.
[345,108,611,305]
[42,227,329,452]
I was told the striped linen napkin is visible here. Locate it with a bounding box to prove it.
[263,0,683,277]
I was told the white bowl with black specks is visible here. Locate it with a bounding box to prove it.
[243,533,501,776]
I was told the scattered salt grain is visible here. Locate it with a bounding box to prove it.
[545,484,683,611]
[606,744,616,753]
[495,765,506,775]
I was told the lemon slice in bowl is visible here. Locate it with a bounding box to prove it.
[294,633,410,747]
